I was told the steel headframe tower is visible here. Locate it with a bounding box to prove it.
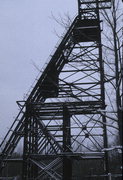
[1,0,119,179]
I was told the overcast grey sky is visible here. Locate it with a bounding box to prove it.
[0,0,77,139]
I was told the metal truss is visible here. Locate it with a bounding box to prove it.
[1,0,122,180]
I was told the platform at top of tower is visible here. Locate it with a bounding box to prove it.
[78,0,112,12]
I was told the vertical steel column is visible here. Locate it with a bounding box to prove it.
[63,105,72,180]
[95,0,109,178]
[22,103,30,180]
[78,0,81,18]
[31,115,38,179]
[22,103,38,179]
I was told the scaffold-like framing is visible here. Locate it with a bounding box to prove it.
[0,0,122,179]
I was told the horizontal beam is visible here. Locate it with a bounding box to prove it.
[30,151,104,159]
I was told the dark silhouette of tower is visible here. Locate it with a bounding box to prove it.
[1,0,122,180]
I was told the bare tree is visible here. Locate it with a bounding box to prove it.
[51,1,123,146]
[101,0,123,145]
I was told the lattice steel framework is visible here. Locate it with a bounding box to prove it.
[0,0,122,180]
